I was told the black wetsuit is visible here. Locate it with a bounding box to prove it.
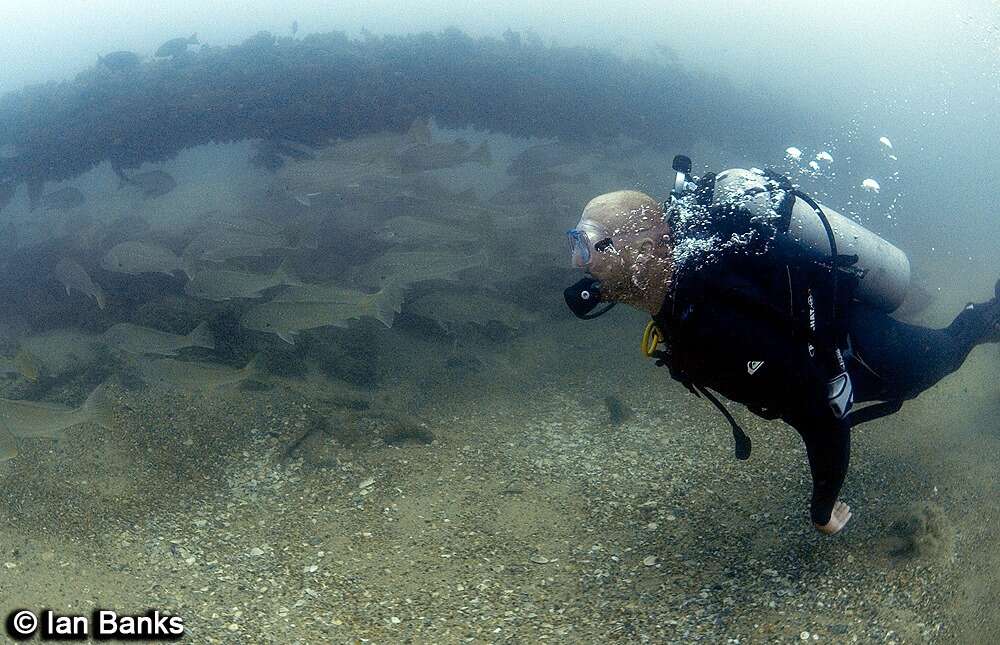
[654,255,996,525]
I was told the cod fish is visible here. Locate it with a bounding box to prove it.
[358,250,487,288]
[103,321,215,356]
[242,285,404,344]
[200,212,285,237]
[0,349,41,382]
[273,282,387,304]
[138,356,257,390]
[183,228,295,263]
[155,34,198,58]
[321,119,432,165]
[99,51,141,71]
[185,264,302,301]
[40,186,85,210]
[406,292,537,332]
[121,170,177,198]
[18,329,101,376]
[375,215,480,247]
[506,141,586,177]
[0,384,114,461]
[54,257,106,309]
[396,140,491,174]
[275,160,396,204]
[102,241,190,277]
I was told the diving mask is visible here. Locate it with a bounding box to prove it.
[566,221,612,269]
[566,229,592,267]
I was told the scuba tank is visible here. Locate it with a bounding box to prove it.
[671,160,911,313]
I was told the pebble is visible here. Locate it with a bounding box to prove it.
[249,547,264,557]
[642,555,657,567]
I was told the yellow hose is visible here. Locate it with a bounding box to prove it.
[642,321,664,357]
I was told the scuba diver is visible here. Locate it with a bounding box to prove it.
[564,157,1000,535]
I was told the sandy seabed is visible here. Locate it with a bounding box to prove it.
[1,315,996,645]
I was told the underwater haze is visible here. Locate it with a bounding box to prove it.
[0,0,997,643]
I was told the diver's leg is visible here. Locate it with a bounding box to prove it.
[787,409,852,528]
[849,282,999,401]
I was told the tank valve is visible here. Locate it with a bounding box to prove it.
[671,154,696,200]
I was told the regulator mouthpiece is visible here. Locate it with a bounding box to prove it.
[564,277,616,319]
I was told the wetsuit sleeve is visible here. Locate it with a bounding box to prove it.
[793,414,852,525]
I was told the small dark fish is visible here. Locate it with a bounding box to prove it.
[122,170,177,198]
[291,20,299,36]
[40,187,85,211]
[604,395,633,426]
[155,34,198,59]
[99,51,141,71]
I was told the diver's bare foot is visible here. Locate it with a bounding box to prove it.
[815,500,852,535]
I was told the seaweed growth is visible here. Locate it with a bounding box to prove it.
[0,28,800,199]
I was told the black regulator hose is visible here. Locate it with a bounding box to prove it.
[791,189,847,373]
